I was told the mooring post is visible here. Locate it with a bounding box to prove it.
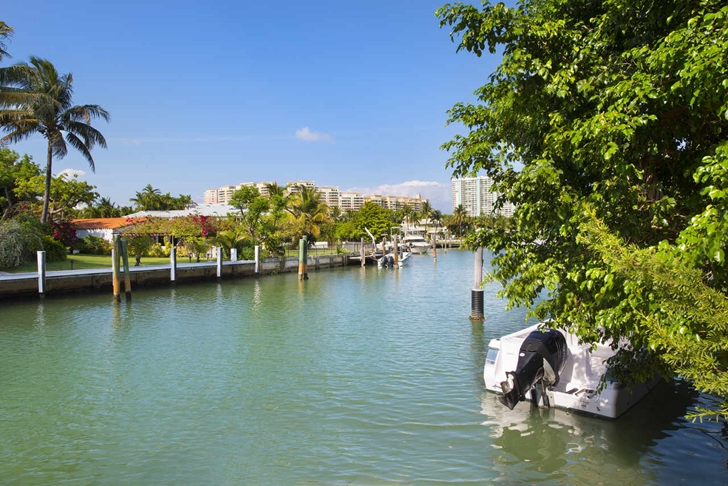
[360,237,365,267]
[230,248,237,262]
[170,246,177,283]
[121,239,132,301]
[470,247,485,321]
[37,250,46,297]
[298,237,309,280]
[254,245,260,275]
[433,232,438,261]
[216,247,223,278]
[393,235,399,265]
[112,236,121,303]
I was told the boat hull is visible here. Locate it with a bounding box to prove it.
[484,323,657,419]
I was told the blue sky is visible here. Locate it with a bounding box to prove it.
[3,0,502,212]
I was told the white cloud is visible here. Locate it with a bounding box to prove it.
[345,180,452,212]
[58,168,86,179]
[295,127,333,143]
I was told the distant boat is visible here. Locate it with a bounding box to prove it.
[401,235,429,255]
[484,323,658,419]
[377,251,412,268]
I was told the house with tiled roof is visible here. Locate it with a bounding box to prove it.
[73,218,138,242]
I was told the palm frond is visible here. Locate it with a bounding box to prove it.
[65,132,95,170]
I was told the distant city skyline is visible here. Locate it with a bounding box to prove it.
[2,1,500,213]
[204,180,431,213]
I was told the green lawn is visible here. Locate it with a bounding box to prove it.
[6,247,346,274]
[6,254,210,273]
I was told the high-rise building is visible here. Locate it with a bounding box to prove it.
[340,192,364,212]
[452,176,515,217]
[317,186,340,207]
[204,180,429,213]
[203,188,219,204]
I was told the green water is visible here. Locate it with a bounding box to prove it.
[1,250,726,484]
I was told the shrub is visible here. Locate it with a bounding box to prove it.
[148,242,170,258]
[77,235,112,255]
[0,220,43,270]
[41,236,68,262]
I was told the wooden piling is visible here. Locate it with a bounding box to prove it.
[393,235,399,265]
[360,238,365,267]
[254,245,260,275]
[298,237,309,280]
[112,236,121,303]
[230,248,238,262]
[121,239,132,301]
[433,232,438,260]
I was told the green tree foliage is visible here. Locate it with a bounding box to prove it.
[336,201,395,241]
[0,219,42,269]
[126,235,154,266]
[0,147,38,218]
[0,21,12,61]
[286,184,332,243]
[449,204,470,237]
[0,57,109,224]
[579,211,728,421]
[14,172,98,221]
[130,184,191,211]
[437,0,728,418]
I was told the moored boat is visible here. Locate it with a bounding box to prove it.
[484,323,658,419]
[401,235,429,255]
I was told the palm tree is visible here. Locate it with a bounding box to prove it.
[452,204,469,238]
[97,197,121,218]
[0,22,13,61]
[0,57,109,224]
[418,201,432,240]
[286,184,332,242]
[400,204,415,229]
[130,184,161,211]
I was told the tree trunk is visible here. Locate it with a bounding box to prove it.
[40,142,53,225]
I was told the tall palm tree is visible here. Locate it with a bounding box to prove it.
[453,204,469,238]
[400,204,415,229]
[418,201,432,240]
[130,184,162,211]
[0,57,109,224]
[286,184,332,241]
[0,21,13,61]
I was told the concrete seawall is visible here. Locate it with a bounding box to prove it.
[0,254,351,301]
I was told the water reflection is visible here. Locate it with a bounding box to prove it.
[480,380,700,483]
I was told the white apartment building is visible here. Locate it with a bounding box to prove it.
[204,180,429,213]
[240,181,275,198]
[452,176,515,217]
[317,186,340,207]
[286,180,316,195]
[340,192,365,212]
[203,188,219,204]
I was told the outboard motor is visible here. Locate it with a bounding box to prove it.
[499,329,567,410]
[386,255,394,267]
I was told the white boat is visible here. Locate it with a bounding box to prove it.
[401,235,429,255]
[484,323,658,419]
[377,251,412,268]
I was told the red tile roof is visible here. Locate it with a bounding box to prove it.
[72,218,136,230]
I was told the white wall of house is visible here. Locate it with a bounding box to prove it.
[76,228,115,242]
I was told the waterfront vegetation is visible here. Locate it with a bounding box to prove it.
[2,0,727,427]
[438,0,728,421]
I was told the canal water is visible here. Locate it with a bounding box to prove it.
[1,250,726,484]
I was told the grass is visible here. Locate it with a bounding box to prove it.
[6,248,345,274]
[6,254,211,273]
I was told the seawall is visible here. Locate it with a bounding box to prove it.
[0,254,351,301]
